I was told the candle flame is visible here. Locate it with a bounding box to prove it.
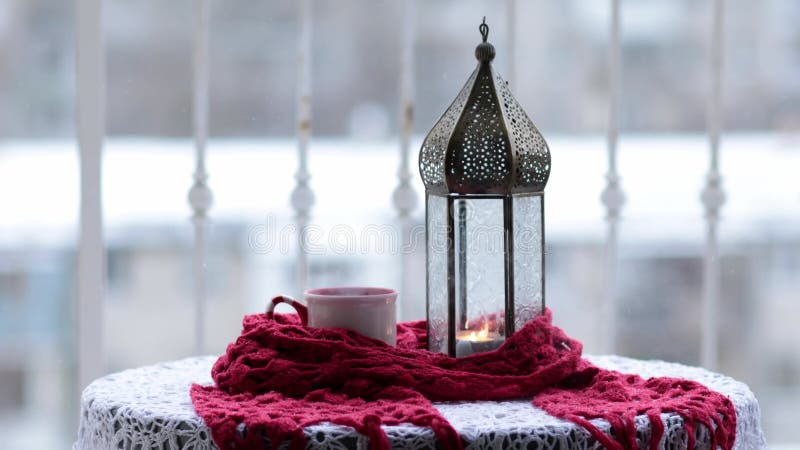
[467,323,490,341]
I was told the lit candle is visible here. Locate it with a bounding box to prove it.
[455,325,504,357]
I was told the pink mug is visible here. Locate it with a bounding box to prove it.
[266,287,398,345]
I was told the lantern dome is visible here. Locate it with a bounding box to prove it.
[419,19,551,195]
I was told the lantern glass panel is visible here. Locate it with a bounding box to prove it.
[455,198,506,353]
[426,194,450,354]
[512,194,544,330]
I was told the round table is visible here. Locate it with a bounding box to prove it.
[74,355,767,450]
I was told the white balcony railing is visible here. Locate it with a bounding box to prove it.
[76,0,105,390]
[74,0,730,389]
[188,0,213,356]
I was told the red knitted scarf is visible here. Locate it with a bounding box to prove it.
[191,310,736,450]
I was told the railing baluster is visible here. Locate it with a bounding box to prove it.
[506,0,516,87]
[291,0,315,295]
[393,0,418,321]
[188,0,213,355]
[76,0,105,389]
[601,0,625,355]
[701,0,726,370]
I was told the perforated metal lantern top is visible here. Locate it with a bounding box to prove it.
[419,20,551,195]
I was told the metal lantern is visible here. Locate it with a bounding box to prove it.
[419,19,551,357]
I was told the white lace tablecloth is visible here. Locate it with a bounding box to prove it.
[74,355,767,450]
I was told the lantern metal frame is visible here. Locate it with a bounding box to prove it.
[420,19,551,356]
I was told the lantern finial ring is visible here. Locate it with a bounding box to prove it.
[479,17,489,42]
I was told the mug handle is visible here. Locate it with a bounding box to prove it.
[266,295,309,325]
